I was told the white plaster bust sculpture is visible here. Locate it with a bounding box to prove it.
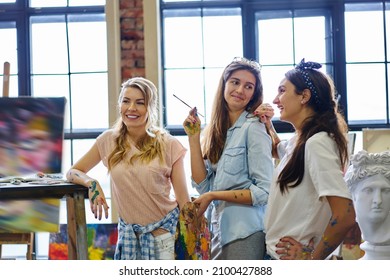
[345,150,390,260]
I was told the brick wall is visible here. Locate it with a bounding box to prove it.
[120,0,145,81]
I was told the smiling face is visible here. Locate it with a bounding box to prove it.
[273,78,303,125]
[119,87,148,131]
[224,69,256,113]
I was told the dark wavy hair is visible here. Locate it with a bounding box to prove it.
[278,65,349,194]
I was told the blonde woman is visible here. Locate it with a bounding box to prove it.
[66,77,190,260]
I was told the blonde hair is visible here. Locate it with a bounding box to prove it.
[107,77,167,170]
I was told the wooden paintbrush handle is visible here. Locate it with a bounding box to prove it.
[2,61,10,97]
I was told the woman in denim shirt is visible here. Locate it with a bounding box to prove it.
[183,57,274,260]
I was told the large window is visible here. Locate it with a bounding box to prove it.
[161,0,390,133]
[256,8,332,121]
[162,7,243,129]
[345,2,390,127]
[0,0,115,259]
[0,0,109,186]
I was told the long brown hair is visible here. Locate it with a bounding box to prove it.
[202,57,263,164]
[278,65,349,194]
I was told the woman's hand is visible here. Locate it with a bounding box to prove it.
[254,103,280,158]
[183,107,201,136]
[192,192,213,217]
[275,236,314,260]
[87,180,109,220]
[254,103,274,125]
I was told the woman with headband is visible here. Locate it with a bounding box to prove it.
[260,59,356,260]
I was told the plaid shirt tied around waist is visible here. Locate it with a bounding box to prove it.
[114,207,179,260]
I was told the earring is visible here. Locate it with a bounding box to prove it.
[301,100,305,104]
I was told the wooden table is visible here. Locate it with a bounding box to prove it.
[0,182,88,260]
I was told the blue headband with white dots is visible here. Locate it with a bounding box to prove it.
[295,58,322,105]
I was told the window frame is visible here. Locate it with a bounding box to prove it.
[0,0,121,164]
[160,0,390,134]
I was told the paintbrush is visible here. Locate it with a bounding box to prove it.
[173,94,204,117]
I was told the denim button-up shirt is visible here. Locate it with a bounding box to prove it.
[192,111,273,246]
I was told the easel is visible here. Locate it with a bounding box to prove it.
[0,61,35,260]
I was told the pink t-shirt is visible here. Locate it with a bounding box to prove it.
[96,129,186,225]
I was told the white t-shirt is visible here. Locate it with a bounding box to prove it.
[264,132,351,259]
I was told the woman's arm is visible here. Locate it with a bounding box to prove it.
[255,103,280,159]
[66,142,109,220]
[183,108,207,184]
[193,122,273,215]
[310,196,356,259]
[277,196,356,260]
[264,121,281,159]
[246,122,274,206]
[193,189,252,217]
[171,155,191,209]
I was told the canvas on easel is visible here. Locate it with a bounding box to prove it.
[0,97,66,177]
[0,97,66,233]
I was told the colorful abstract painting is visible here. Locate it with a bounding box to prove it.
[175,202,211,260]
[0,97,65,177]
[49,223,118,260]
[0,198,60,233]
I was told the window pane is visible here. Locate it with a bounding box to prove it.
[166,67,223,126]
[68,14,107,72]
[256,9,329,122]
[257,13,294,64]
[203,67,225,121]
[165,69,204,126]
[63,139,110,195]
[346,63,387,123]
[293,16,326,63]
[345,3,384,62]
[164,8,242,68]
[30,0,105,7]
[202,8,242,67]
[386,3,390,62]
[163,9,204,68]
[70,73,109,129]
[0,21,18,97]
[31,75,71,129]
[388,65,390,121]
[0,22,17,71]
[257,10,327,65]
[163,7,243,127]
[68,0,105,6]
[30,0,67,7]
[5,76,18,97]
[31,16,69,74]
